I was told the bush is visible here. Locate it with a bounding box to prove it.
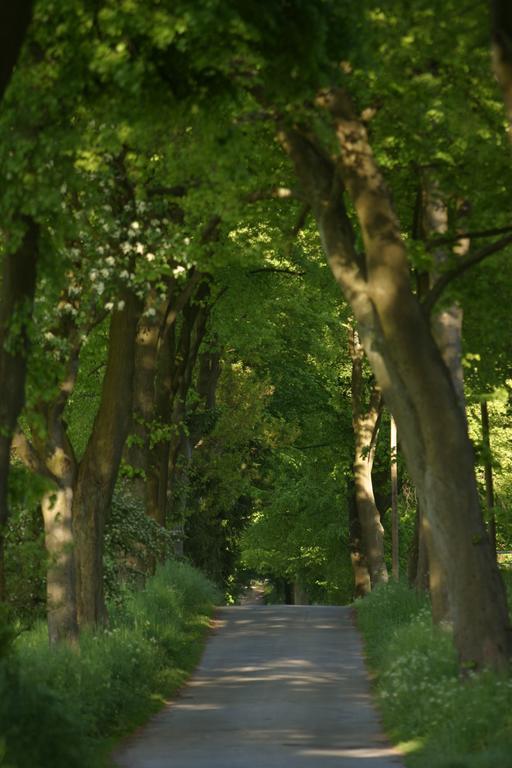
[103,490,178,603]
[1,560,220,768]
[355,580,512,768]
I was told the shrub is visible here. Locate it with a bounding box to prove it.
[1,560,219,768]
[355,579,512,768]
[103,491,178,604]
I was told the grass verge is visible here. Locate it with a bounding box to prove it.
[355,579,512,768]
[0,560,220,768]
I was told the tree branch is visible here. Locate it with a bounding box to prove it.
[12,429,53,479]
[426,224,512,250]
[248,267,305,277]
[423,233,512,312]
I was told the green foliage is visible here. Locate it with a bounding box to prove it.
[4,466,48,625]
[356,581,512,768]
[104,490,177,602]
[0,561,218,768]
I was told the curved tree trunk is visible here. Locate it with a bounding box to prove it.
[279,95,511,669]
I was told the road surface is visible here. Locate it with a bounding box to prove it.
[114,605,403,768]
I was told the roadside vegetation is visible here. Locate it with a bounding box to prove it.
[356,578,512,768]
[0,560,219,768]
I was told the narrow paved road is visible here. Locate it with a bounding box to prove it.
[114,605,403,768]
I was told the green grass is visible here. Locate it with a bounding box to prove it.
[0,560,220,768]
[355,579,512,768]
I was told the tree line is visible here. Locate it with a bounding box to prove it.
[1,0,512,672]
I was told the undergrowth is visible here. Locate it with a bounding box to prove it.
[0,560,220,768]
[355,579,512,768]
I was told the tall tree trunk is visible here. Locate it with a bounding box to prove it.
[349,327,388,587]
[347,479,371,598]
[279,94,511,669]
[126,309,161,503]
[420,178,463,621]
[12,317,81,644]
[0,1,34,101]
[491,0,512,136]
[73,289,141,628]
[481,400,497,556]
[42,484,78,645]
[146,281,210,531]
[0,220,38,601]
[390,415,399,580]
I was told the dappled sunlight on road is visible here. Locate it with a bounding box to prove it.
[115,605,404,768]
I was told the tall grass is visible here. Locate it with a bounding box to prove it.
[0,560,220,768]
[355,580,512,768]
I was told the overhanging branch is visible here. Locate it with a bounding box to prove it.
[426,223,512,250]
[423,232,512,312]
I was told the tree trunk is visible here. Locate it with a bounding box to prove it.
[420,177,465,621]
[279,95,511,669]
[408,501,430,592]
[0,1,34,101]
[144,275,207,528]
[12,316,81,644]
[491,0,512,136]
[390,415,399,580]
[73,289,141,628]
[125,309,161,503]
[416,504,430,592]
[347,479,371,598]
[42,484,78,645]
[349,327,388,587]
[481,400,497,556]
[0,219,38,601]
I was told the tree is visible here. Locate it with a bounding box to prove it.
[278,87,511,669]
[348,326,388,587]
[0,1,34,101]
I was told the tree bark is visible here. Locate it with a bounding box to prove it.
[481,400,497,556]
[390,415,399,580]
[0,219,38,601]
[42,484,78,645]
[279,94,512,669]
[0,1,34,101]
[349,327,388,587]
[125,307,161,503]
[347,478,371,598]
[12,338,80,646]
[73,289,141,628]
[491,0,512,136]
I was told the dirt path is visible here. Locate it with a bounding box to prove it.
[114,605,403,768]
